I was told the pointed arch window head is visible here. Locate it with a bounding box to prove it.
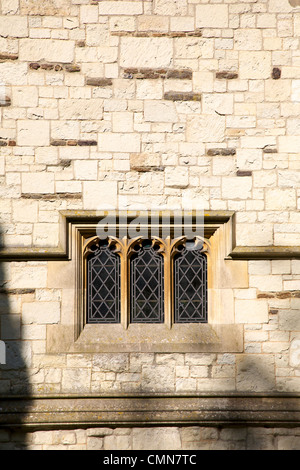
[83,235,208,328]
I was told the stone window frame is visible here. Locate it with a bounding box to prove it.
[46,210,245,354]
[83,232,209,328]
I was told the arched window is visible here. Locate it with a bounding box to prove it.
[173,242,207,323]
[86,240,121,324]
[84,235,208,327]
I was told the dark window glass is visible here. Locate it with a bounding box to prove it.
[174,245,207,323]
[87,241,121,323]
[130,240,164,323]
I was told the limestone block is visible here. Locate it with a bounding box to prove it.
[62,368,91,393]
[289,339,300,367]
[222,177,252,200]
[136,80,163,100]
[236,223,273,246]
[165,167,189,188]
[239,51,271,80]
[144,101,178,123]
[112,112,133,133]
[141,365,175,392]
[51,121,80,141]
[236,355,275,392]
[17,120,50,147]
[59,99,103,120]
[266,188,296,210]
[12,200,38,223]
[20,0,71,16]
[33,223,59,247]
[0,63,28,86]
[0,16,28,38]
[132,427,181,451]
[279,310,300,331]
[22,172,54,194]
[154,0,187,16]
[93,354,128,372]
[12,87,38,108]
[236,149,262,171]
[74,160,98,181]
[269,0,293,12]
[278,170,300,188]
[278,136,300,153]
[187,115,225,143]
[202,93,233,115]
[196,4,228,29]
[36,147,58,165]
[83,181,118,210]
[99,1,143,15]
[120,38,173,69]
[170,16,194,32]
[0,155,4,176]
[1,0,19,14]
[234,29,262,50]
[235,299,269,324]
[19,39,75,64]
[11,265,47,289]
[98,133,140,153]
[265,80,291,102]
[80,5,99,24]
[22,301,60,325]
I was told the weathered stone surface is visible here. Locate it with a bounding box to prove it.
[83,181,118,210]
[196,4,228,28]
[132,428,181,450]
[144,100,178,122]
[19,39,75,64]
[20,0,71,16]
[17,120,50,147]
[59,99,103,120]
[187,115,225,143]
[0,16,28,38]
[239,51,271,80]
[236,355,276,392]
[120,37,173,68]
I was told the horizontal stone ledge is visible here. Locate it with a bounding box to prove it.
[0,247,68,261]
[0,139,16,147]
[206,148,236,156]
[164,91,201,101]
[1,394,300,428]
[216,71,238,80]
[122,68,192,80]
[86,77,112,87]
[229,246,300,260]
[29,62,81,72]
[50,139,97,147]
[0,53,18,61]
[111,30,202,38]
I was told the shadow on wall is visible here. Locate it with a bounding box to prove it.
[0,232,31,450]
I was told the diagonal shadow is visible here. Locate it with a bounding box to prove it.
[0,231,31,449]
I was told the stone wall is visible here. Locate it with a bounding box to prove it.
[1,426,300,450]
[0,0,300,450]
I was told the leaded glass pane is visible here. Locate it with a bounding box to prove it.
[174,246,207,323]
[87,241,120,323]
[130,240,164,323]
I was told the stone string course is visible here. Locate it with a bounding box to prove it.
[0,0,300,450]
